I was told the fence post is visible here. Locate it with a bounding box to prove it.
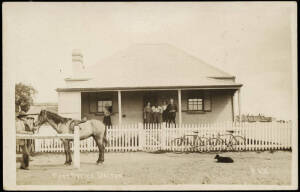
[138,123,144,151]
[73,126,80,169]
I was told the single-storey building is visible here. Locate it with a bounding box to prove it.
[56,44,243,125]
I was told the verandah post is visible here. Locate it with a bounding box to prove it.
[118,90,122,125]
[238,88,242,125]
[73,125,80,169]
[178,89,182,126]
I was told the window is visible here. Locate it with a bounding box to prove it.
[188,98,204,111]
[97,100,112,113]
[186,91,212,112]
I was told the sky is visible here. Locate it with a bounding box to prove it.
[4,2,296,120]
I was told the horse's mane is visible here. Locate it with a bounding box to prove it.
[45,110,71,124]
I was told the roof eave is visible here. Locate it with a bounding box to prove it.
[207,76,235,79]
[64,77,91,81]
[56,84,243,92]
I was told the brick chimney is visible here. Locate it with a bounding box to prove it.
[72,49,85,78]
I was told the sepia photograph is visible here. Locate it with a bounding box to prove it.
[2,1,298,190]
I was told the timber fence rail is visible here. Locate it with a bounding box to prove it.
[16,126,81,168]
[16,121,292,153]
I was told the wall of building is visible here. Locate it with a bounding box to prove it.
[181,90,234,123]
[120,92,144,124]
[80,89,234,125]
[81,92,119,124]
[58,92,81,119]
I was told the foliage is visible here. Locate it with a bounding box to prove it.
[15,83,37,113]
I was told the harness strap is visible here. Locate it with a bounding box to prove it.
[69,119,86,133]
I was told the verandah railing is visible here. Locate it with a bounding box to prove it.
[17,121,293,153]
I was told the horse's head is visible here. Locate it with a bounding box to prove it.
[34,110,48,129]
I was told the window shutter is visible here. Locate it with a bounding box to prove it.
[89,94,97,112]
[204,92,212,111]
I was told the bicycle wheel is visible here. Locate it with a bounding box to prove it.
[173,138,183,151]
[192,137,202,152]
[230,136,246,151]
[196,137,210,152]
[208,138,224,152]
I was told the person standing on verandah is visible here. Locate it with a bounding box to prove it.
[152,104,163,126]
[103,104,112,127]
[162,100,168,123]
[144,102,152,126]
[151,105,157,123]
[157,103,163,124]
[167,98,177,127]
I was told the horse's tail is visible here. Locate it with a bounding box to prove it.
[103,125,108,146]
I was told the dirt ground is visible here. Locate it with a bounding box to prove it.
[16,151,291,185]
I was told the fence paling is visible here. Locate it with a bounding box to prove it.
[118,127,122,152]
[261,123,265,150]
[255,123,259,150]
[285,123,289,149]
[251,123,254,151]
[122,126,126,152]
[128,127,131,151]
[286,123,289,149]
[259,125,265,150]
[282,124,285,149]
[276,124,279,150]
[124,125,127,152]
[280,124,284,149]
[271,122,275,149]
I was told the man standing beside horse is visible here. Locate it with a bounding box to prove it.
[16,111,35,170]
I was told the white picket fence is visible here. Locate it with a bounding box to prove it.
[18,121,292,153]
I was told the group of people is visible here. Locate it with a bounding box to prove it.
[144,98,177,125]
[101,98,178,127]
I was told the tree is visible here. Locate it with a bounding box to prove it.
[15,83,37,113]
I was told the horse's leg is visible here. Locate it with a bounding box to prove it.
[93,135,105,164]
[62,140,70,165]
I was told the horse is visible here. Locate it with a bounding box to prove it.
[34,110,107,165]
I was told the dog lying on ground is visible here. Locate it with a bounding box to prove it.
[214,154,234,163]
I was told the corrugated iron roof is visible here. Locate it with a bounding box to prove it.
[58,44,241,90]
[26,103,58,115]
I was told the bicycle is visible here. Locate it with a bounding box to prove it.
[173,131,210,152]
[208,130,246,152]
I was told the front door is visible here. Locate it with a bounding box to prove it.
[143,92,158,107]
